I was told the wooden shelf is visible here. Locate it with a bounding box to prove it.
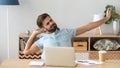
[72,34,120,60]
[19,33,41,59]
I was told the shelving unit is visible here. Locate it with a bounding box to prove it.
[19,33,120,60]
[19,33,41,59]
[72,34,120,60]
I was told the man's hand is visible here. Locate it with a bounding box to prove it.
[105,8,112,21]
[33,28,47,36]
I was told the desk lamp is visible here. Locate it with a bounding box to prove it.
[93,13,104,35]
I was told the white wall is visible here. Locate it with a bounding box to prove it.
[0,7,8,63]
[0,0,120,63]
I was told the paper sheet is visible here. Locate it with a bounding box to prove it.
[75,60,103,65]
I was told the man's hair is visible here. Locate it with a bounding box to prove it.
[37,13,50,28]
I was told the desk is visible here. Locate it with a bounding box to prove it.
[0,59,120,68]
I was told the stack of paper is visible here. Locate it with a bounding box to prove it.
[75,60,103,65]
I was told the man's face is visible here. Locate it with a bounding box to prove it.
[42,16,57,33]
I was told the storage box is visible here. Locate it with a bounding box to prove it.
[73,41,87,51]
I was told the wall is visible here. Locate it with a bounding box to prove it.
[0,7,8,63]
[0,0,120,63]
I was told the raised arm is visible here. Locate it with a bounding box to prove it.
[76,8,112,35]
[23,28,46,55]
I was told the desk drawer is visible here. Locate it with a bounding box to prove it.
[73,41,87,51]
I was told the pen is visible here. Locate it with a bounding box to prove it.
[77,61,88,63]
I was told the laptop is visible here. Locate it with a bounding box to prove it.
[44,47,76,67]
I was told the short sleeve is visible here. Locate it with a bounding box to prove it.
[64,28,76,37]
[34,38,43,49]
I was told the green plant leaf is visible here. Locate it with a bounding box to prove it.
[104,5,115,24]
[104,4,120,24]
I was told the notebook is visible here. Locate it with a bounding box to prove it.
[44,47,76,67]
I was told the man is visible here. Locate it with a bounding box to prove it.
[23,8,111,59]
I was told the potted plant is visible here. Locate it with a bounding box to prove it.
[104,5,120,35]
[104,5,120,24]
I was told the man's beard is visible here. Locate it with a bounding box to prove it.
[47,24,58,33]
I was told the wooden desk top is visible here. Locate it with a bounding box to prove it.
[0,59,120,68]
